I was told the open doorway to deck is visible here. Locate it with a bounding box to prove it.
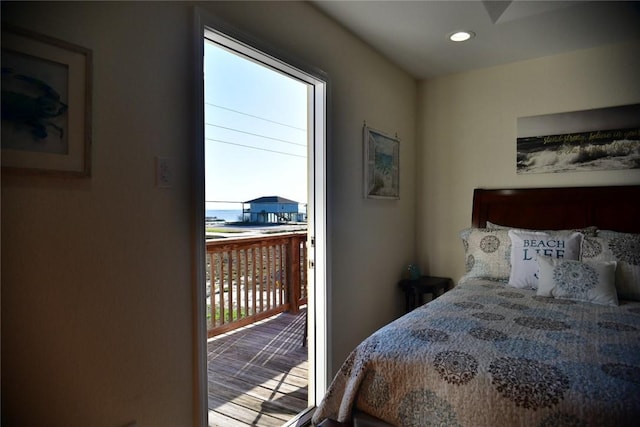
[194,14,328,427]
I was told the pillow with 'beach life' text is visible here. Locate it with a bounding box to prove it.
[508,230,583,289]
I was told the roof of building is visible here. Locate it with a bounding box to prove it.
[245,196,299,204]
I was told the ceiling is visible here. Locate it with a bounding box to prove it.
[310,1,640,79]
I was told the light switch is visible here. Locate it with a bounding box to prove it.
[155,156,174,188]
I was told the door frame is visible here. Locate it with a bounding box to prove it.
[192,8,330,426]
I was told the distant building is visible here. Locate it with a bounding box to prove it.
[244,196,305,223]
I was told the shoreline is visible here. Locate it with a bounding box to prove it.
[205,222,307,239]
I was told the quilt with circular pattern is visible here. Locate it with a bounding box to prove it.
[312,279,640,426]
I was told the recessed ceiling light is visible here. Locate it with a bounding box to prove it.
[449,31,475,42]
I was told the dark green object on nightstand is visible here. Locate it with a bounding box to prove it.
[398,275,453,312]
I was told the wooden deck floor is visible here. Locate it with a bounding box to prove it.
[207,308,308,427]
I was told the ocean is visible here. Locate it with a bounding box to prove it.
[205,209,243,222]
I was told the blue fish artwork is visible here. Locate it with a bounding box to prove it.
[2,67,68,141]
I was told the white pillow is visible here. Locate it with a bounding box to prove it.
[582,231,640,301]
[508,230,583,289]
[536,256,618,306]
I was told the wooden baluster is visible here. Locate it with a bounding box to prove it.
[228,248,238,322]
[238,249,243,319]
[267,244,271,310]
[299,237,304,308]
[282,243,287,307]
[232,249,237,321]
[288,237,301,313]
[280,244,285,307]
[214,251,220,327]
[273,243,278,308]
[272,244,277,308]
[275,244,286,306]
[218,252,226,325]
[206,252,212,329]
[266,244,271,312]
[240,248,246,320]
[243,249,249,320]
[258,245,264,314]
[239,248,243,320]
[228,250,234,322]
[276,244,281,308]
[251,247,257,316]
[272,245,277,309]
[301,237,307,302]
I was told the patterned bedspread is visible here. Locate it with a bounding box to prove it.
[312,279,640,426]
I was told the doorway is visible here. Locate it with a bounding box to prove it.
[194,14,328,427]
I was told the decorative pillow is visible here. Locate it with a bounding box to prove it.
[581,230,640,301]
[486,221,598,237]
[536,256,618,306]
[459,228,511,281]
[508,230,583,289]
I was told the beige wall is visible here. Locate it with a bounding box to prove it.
[417,41,640,283]
[1,2,416,426]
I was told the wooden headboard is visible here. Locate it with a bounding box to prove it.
[472,185,640,233]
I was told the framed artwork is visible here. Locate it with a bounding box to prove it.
[363,125,399,199]
[1,25,92,177]
[516,104,640,174]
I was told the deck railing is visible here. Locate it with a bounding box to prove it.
[205,231,308,337]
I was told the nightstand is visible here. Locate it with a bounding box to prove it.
[398,275,453,312]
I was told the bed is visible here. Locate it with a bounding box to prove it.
[313,185,640,427]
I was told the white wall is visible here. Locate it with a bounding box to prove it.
[417,41,640,283]
[1,2,417,426]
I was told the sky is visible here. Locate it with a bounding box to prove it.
[204,40,308,211]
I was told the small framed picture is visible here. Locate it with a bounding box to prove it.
[363,125,399,199]
[1,25,92,177]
